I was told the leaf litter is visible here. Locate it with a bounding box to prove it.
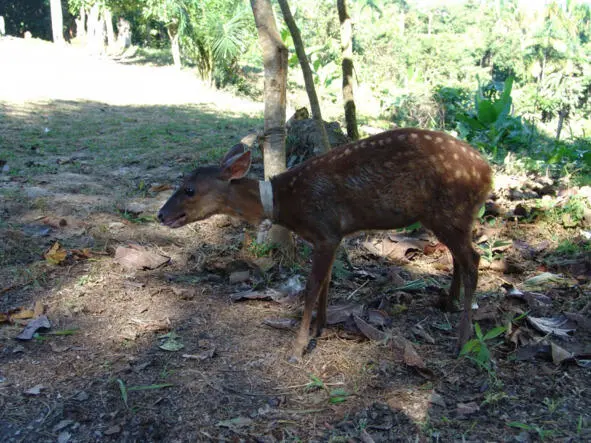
[1,39,590,443]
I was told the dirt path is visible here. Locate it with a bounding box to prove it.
[1,38,590,442]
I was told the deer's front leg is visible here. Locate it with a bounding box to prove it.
[291,243,338,361]
[314,259,335,338]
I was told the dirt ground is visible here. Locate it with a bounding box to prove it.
[1,38,590,443]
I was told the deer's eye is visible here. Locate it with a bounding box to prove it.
[184,186,195,197]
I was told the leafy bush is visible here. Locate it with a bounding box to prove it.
[434,86,472,130]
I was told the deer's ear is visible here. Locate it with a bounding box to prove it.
[221,143,248,165]
[220,150,251,181]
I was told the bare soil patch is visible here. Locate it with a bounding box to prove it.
[1,38,590,442]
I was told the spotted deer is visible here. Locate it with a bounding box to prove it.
[158,128,493,361]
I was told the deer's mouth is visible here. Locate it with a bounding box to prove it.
[162,213,187,228]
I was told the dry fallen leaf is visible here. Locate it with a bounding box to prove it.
[230,288,286,302]
[114,245,170,271]
[550,342,574,365]
[40,216,68,228]
[527,315,576,338]
[262,318,299,330]
[353,314,387,341]
[45,242,68,265]
[10,309,35,320]
[403,341,426,369]
[71,248,92,260]
[150,183,174,193]
[326,303,364,325]
[33,300,44,317]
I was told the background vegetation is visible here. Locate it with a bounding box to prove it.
[2,0,591,181]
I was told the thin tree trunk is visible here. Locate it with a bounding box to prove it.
[49,0,64,44]
[75,6,86,39]
[556,109,566,140]
[250,0,293,256]
[167,26,181,69]
[277,0,330,154]
[337,0,359,140]
[87,3,104,55]
[103,9,116,48]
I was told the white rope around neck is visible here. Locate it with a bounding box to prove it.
[258,180,274,220]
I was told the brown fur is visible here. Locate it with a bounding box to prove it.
[158,128,493,360]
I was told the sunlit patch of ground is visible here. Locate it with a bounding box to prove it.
[0,37,590,442]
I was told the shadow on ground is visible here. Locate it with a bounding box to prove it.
[1,98,590,442]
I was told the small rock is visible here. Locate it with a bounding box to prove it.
[456,401,480,418]
[25,187,50,198]
[229,270,250,284]
[104,425,121,436]
[53,420,74,433]
[120,201,147,216]
[75,391,89,401]
[24,384,45,396]
[57,431,71,443]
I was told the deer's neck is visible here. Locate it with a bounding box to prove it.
[227,178,267,225]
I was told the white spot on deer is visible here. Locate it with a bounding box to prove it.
[397,134,406,141]
[448,139,456,146]
[453,153,459,160]
[461,146,467,153]
[370,141,376,147]
[455,169,462,178]
[424,134,432,141]
[429,155,438,163]
[438,153,445,160]
[378,139,385,146]
[290,178,297,186]
[385,137,392,144]
[361,141,367,148]
[410,133,418,139]
[470,152,476,158]
[345,148,352,155]
[444,162,452,170]
[435,137,443,144]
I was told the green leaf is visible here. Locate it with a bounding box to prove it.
[460,339,479,356]
[477,100,497,125]
[477,204,486,218]
[306,374,325,391]
[508,421,532,430]
[483,326,507,341]
[474,322,484,340]
[477,345,491,364]
[329,388,350,404]
[117,379,128,408]
[493,76,513,118]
